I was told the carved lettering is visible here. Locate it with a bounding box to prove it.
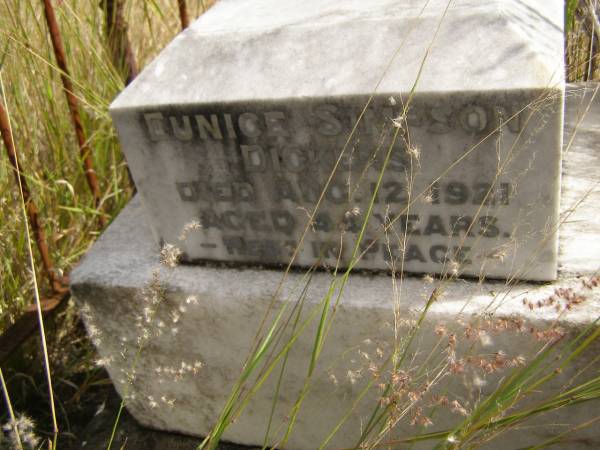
[460,105,487,134]
[241,145,266,172]
[238,112,262,137]
[170,116,194,140]
[144,112,168,141]
[265,111,289,137]
[315,105,342,136]
[195,114,223,140]
[148,95,523,273]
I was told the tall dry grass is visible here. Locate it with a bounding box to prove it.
[0,0,213,328]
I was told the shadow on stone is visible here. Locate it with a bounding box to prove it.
[76,381,260,450]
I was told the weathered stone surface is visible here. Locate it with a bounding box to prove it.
[110,0,565,280]
[73,84,600,449]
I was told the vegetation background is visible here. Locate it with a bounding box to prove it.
[0,0,598,448]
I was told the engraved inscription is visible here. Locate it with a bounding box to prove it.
[137,92,539,275]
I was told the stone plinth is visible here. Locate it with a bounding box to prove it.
[72,84,600,449]
[110,0,565,280]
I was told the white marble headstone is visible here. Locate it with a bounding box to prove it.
[110,0,565,281]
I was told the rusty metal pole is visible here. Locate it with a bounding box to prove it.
[178,0,190,30]
[101,0,138,192]
[41,0,106,228]
[102,0,138,85]
[0,99,65,294]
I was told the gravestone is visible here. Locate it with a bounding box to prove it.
[71,83,600,450]
[71,0,600,446]
[110,0,565,281]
